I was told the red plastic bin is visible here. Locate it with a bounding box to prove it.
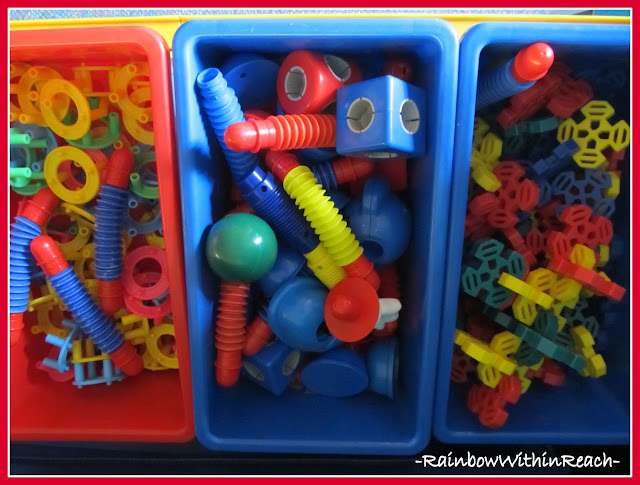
[9,26,193,442]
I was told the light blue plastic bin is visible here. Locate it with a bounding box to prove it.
[172,17,458,454]
[435,21,630,444]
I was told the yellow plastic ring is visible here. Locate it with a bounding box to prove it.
[10,62,31,122]
[18,66,68,126]
[40,79,91,140]
[122,87,154,145]
[110,63,153,123]
[146,324,179,369]
[44,146,100,204]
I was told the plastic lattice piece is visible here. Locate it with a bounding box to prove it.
[461,239,527,308]
[561,298,599,338]
[546,205,613,260]
[529,139,579,180]
[551,168,615,218]
[483,305,588,372]
[454,329,517,375]
[509,268,559,325]
[557,100,630,169]
[470,120,503,192]
[548,257,625,301]
[467,373,522,428]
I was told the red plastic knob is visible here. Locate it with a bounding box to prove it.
[21,188,59,227]
[277,50,362,115]
[30,235,69,277]
[104,148,135,188]
[324,277,380,343]
[224,114,336,153]
[109,340,144,377]
[512,42,554,83]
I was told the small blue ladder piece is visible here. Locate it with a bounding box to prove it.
[41,320,80,373]
[72,332,126,389]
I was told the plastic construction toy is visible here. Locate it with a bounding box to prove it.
[310,156,374,191]
[266,150,380,290]
[268,277,340,353]
[461,239,528,309]
[40,319,81,374]
[71,334,126,388]
[372,264,401,338]
[483,306,587,372]
[10,188,59,346]
[529,139,579,180]
[242,340,302,396]
[344,175,411,265]
[550,167,615,218]
[496,62,594,130]
[224,113,336,153]
[476,43,555,110]
[467,374,521,428]
[243,303,273,357]
[257,246,307,298]
[557,100,630,169]
[301,347,369,398]
[336,75,426,159]
[94,148,135,316]
[546,204,613,260]
[30,235,143,376]
[221,53,279,110]
[205,213,278,283]
[454,329,517,376]
[197,67,260,182]
[277,50,362,115]
[470,123,503,193]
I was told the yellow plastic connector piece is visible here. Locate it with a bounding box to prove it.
[476,330,521,388]
[10,62,31,122]
[515,358,543,394]
[557,100,630,169]
[473,117,490,147]
[571,325,606,378]
[477,363,502,388]
[146,323,179,369]
[110,63,152,124]
[569,244,597,269]
[44,146,100,204]
[43,207,94,259]
[283,164,363,267]
[303,243,347,289]
[454,329,517,375]
[40,79,92,140]
[549,276,582,303]
[146,232,165,249]
[597,245,610,268]
[27,283,60,312]
[17,66,68,126]
[117,313,150,346]
[122,88,155,145]
[61,202,96,224]
[499,273,554,308]
[73,243,95,282]
[31,302,68,339]
[470,131,503,192]
[71,338,110,366]
[605,171,620,199]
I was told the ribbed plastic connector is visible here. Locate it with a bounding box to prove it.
[196,68,259,181]
[476,43,554,110]
[266,150,379,289]
[9,187,59,346]
[311,156,374,190]
[215,281,250,387]
[243,304,272,357]
[94,149,134,283]
[30,235,142,376]
[303,243,347,289]
[224,114,336,153]
[237,166,318,254]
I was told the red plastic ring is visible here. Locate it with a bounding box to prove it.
[276,50,362,115]
[124,272,172,319]
[122,246,169,300]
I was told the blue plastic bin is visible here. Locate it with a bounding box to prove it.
[435,21,630,444]
[172,17,458,454]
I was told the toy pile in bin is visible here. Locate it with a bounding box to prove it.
[196,50,421,398]
[451,43,629,428]
[9,61,178,388]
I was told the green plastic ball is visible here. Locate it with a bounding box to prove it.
[205,213,278,282]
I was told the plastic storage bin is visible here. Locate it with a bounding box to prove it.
[435,21,630,444]
[10,26,194,442]
[172,17,458,454]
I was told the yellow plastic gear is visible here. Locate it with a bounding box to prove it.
[515,358,543,394]
[470,131,503,192]
[498,273,554,309]
[557,100,630,169]
[597,245,610,268]
[303,243,347,289]
[569,244,596,269]
[571,325,606,378]
[284,164,363,267]
[477,363,502,388]
[473,117,490,147]
[44,146,100,204]
[490,331,521,356]
[512,297,537,326]
[548,276,582,302]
